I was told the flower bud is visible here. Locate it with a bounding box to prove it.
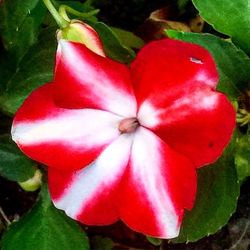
[18,169,42,192]
[57,20,105,56]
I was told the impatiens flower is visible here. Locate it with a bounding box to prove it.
[11,35,235,238]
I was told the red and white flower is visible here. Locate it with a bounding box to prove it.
[11,35,235,238]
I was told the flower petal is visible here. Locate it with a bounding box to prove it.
[138,89,235,167]
[119,127,196,238]
[49,134,133,224]
[12,83,122,171]
[54,40,137,117]
[131,38,218,107]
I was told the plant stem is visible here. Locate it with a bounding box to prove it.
[42,0,69,28]
[230,219,250,249]
[59,5,99,21]
[0,207,11,226]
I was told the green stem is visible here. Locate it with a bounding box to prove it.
[59,5,99,21]
[42,0,69,28]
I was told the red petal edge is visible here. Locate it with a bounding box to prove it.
[49,127,196,239]
[54,40,137,117]
[11,83,122,171]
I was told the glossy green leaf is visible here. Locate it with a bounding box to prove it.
[192,0,250,54]
[91,22,136,63]
[111,27,144,49]
[0,50,16,94]
[0,27,56,115]
[1,185,90,250]
[0,134,35,182]
[167,30,250,99]
[235,134,250,182]
[173,137,240,243]
[0,0,46,60]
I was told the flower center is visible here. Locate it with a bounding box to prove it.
[118,117,140,134]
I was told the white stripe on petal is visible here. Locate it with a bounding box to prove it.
[12,109,121,149]
[53,134,133,219]
[137,101,161,128]
[130,127,180,238]
[138,90,219,129]
[59,41,137,117]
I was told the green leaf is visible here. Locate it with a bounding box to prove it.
[91,22,136,63]
[1,185,90,250]
[167,30,250,99]
[0,27,56,115]
[173,137,240,243]
[192,0,250,54]
[235,133,250,182]
[0,49,16,94]
[0,0,47,61]
[0,134,35,182]
[111,27,144,49]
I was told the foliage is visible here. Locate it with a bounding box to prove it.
[192,0,250,54]
[0,134,35,182]
[0,0,250,249]
[1,185,90,250]
[173,136,240,243]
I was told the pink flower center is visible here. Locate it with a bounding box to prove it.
[118,117,140,134]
